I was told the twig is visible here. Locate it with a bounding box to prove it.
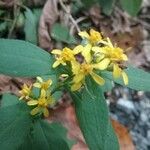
[70,16,87,34]
[133,18,150,30]
[59,0,81,33]
[0,17,12,22]
[8,1,20,38]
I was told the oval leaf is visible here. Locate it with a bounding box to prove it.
[101,66,150,91]
[120,0,142,16]
[71,77,119,150]
[0,39,54,77]
[30,120,72,150]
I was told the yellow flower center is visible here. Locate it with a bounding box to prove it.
[41,83,49,90]
[103,47,127,61]
[38,98,47,107]
[61,48,75,61]
[81,63,93,75]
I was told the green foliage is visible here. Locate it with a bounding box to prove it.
[101,66,150,91]
[1,93,19,108]
[1,27,150,150]
[120,0,142,16]
[24,8,38,44]
[104,121,119,150]
[71,77,119,150]
[0,39,54,77]
[102,78,113,92]
[81,0,98,8]
[0,95,32,150]
[51,23,77,44]
[0,94,73,150]
[98,0,116,15]
[28,120,72,150]
[0,22,7,32]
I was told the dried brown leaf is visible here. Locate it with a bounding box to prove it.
[112,119,135,150]
[89,5,102,26]
[0,0,14,8]
[101,25,143,50]
[38,0,59,50]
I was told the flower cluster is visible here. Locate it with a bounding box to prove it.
[51,29,128,91]
[19,77,54,117]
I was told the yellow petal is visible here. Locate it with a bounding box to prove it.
[122,71,128,85]
[33,83,41,88]
[78,31,90,39]
[113,64,122,78]
[40,89,46,98]
[90,72,105,85]
[71,82,82,91]
[23,84,28,89]
[36,76,43,83]
[122,54,128,61]
[27,100,38,106]
[82,44,92,63]
[73,45,84,54]
[19,96,24,100]
[93,58,110,70]
[106,37,113,48]
[71,61,80,74]
[43,108,49,117]
[30,107,40,116]
[51,49,62,55]
[52,60,61,68]
[47,79,52,86]
[73,73,84,83]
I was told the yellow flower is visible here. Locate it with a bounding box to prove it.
[92,41,128,62]
[71,58,110,91]
[19,84,32,100]
[92,38,128,85]
[78,29,103,45]
[51,46,82,68]
[27,89,54,117]
[33,77,52,90]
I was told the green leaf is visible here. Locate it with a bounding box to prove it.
[0,102,32,150]
[104,121,119,150]
[98,0,116,15]
[102,78,113,92]
[71,76,119,150]
[30,120,73,150]
[72,0,84,15]
[1,93,19,108]
[0,10,5,16]
[81,0,98,8]
[0,22,7,32]
[120,0,142,16]
[0,39,54,77]
[101,66,150,91]
[24,8,38,44]
[51,23,77,44]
